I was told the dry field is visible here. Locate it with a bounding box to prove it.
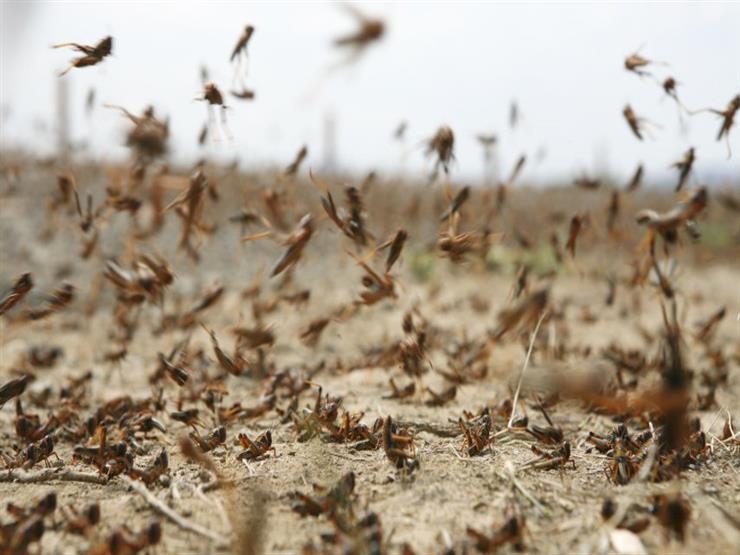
[0,157,739,555]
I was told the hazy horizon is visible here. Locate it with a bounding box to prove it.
[1,1,739,186]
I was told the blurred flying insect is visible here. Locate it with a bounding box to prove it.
[21,283,75,321]
[496,154,526,213]
[691,94,740,157]
[1,375,30,407]
[671,147,695,191]
[282,146,308,178]
[310,170,372,247]
[53,36,112,76]
[380,229,408,274]
[349,249,396,306]
[230,87,256,101]
[509,100,520,129]
[243,214,315,277]
[85,88,96,117]
[624,49,665,78]
[231,24,255,63]
[333,3,384,65]
[105,103,169,159]
[157,352,189,386]
[197,123,208,146]
[491,288,549,341]
[426,126,455,180]
[635,186,707,251]
[625,163,644,192]
[164,170,210,261]
[573,175,601,190]
[623,104,654,141]
[230,24,255,86]
[300,317,331,347]
[393,121,407,142]
[506,155,526,185]
[202,324,248,376]
[439,186,470,223]
[661,77,686,111]
[695,306,726,342]
[1,273,33,316]
[196,83,232,142]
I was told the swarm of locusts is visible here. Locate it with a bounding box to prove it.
[1,11,739,555]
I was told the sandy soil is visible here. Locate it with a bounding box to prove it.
[1,164,739,554]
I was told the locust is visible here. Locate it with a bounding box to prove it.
[310,171,370,247]
[349,250,396,306]
[691,94,740,157]
[300,317,331,347]
[334,4,384,56]
[439,186,470,223]
[496,154,526,212]
[623,104,647,140]
[230,24,255,63]
[230,87,256,101]
[190,426,226,453]
[1,273,33,316]
[128,449,169,486]
[156,352,189,386]
[467,505,525,553]
[382,229,407,273]
[1,375,31,413]
[202,324,248,376]
[384,377,415,400]
[237,430,275,460]
[624,50,665,78]
[53,36,112,76]
[106,104,169,158]
[694,306,726,342]
[426,126,455,179]
[458,408,492,456]
[635,186,707,250]
[163,170,210,261]
[625,163,644,192]
[197,83,231,141]
[60,503,101,536]
[20,283,75,321]
[491,288,549,341]
[243,214,314,277]
[282,145,308,178]
[382,416,418,472]
[671,147,695,191]
[87,521,162,555]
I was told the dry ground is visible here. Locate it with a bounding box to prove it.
[1,162,739,554]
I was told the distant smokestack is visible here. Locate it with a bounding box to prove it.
[322,111,336,173]
[56,75,70,161]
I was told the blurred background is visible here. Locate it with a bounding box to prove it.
[1,1,739,185]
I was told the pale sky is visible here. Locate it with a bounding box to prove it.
[1,1,739,185]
